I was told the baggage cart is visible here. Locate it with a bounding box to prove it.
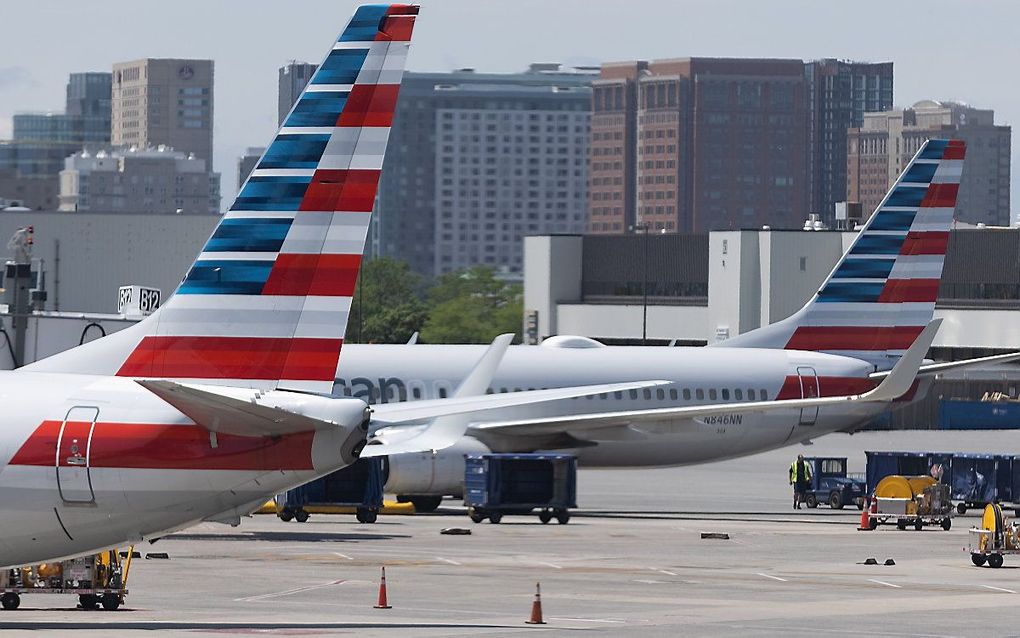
[868,475,953,531]
[968,503,1020,568]
[278,458,384,523]
[865,451,951,493]
[951,453,1011,515]
[0,548,132,611]
[464,454,577,524]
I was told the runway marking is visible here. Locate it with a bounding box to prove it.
[867,578,902,589]
[234,579,345,602]
[756,573,787,582]
[981,584,1017,594]
[633,579,667,584]
[537,561,562,569]
[436,557,462,566]
[651,568,677,576]
[549,617,626,624]
[332,552,353,560]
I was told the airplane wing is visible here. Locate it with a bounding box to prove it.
[471,319,940,440]
[869,351,1020,380]
[138,377,670,438]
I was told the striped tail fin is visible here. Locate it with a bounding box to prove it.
[24,4,419,392]
[714,138,965,369]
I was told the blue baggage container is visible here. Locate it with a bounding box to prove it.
[950,454,1010,510]
[865,451,952,493]
[464,454,577,524]
[278,458,384,523]
[940,400,1020,430]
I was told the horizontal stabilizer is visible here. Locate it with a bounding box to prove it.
[137,380,368,437]
[870,350,1020,380]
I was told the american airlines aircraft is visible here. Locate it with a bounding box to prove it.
[328,138,1018,510]
[0,5,675,569]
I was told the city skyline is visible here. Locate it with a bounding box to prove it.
[2,0,1018,217]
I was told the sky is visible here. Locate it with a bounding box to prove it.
[2,0,1018,216]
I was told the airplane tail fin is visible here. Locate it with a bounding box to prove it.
[24,4,419,392]
[713,138,965,369]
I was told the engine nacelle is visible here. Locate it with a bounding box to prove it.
[384,437,491,497]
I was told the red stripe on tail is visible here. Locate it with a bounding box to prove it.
[116,336,341,381]
[785,326,924,351]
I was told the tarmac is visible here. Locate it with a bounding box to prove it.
[4,430,1020,637]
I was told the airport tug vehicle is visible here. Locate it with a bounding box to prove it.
[0,548,132,610]
[868,475,953,531]
[802,457,866,510]
[968,503,1020,568]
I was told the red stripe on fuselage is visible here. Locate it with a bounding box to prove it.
[9,420,315,471]
[116,336,342,381]
[785,326,924,351]
[775,376,876,401]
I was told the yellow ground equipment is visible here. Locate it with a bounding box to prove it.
[0,547,132,611]
[870,475,953,531]
[968,503,1020,568]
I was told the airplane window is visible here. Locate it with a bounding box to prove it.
[760,389,768,400]
[748,388,755,400]
[695,389,704,400]
[734,389,743,400]
[708,389,717,400]
[599,393,607,399]
[669,389,677,400]
[412,387,422,399]
[438,387,448,398]
[500,388,508,393]
[614,391,623,399]
[656,389,665,400]
[485,388,494,394]
[683,389,691,400]
[643,389,652,400]
[721,389,730,401]
[629,390,638,399]
[514,387,522,393]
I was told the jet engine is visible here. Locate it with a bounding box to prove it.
[381,436,491,510]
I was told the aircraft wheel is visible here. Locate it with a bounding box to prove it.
[101,593,120,611]
[988,553,1004,569]
[829,492,844,510]
[972,553,987,567]
[294,509,309,523]
[1,592,20,610]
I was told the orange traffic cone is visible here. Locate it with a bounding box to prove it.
[857,496,873,531]
[374,566,392,609]
[525,582,546,625]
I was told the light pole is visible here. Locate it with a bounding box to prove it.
[632,222,650,345]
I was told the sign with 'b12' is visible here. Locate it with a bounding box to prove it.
[118,285,161,317]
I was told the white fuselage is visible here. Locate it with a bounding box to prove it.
[337,343,890,468]
[0,371,364,568]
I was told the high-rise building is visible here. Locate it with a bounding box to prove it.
[588,58,809,235]
[66,72,112,144]
[236,146,265,193]
[804,60,892,223]
[848,100,1011,225]
[111,59,214,162]
[278,62,318,126]
[59,146,220,214]
[374,66,593,278]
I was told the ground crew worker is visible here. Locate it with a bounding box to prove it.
[789,454,812,509]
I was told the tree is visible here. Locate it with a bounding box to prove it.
[349,257,428,344]
[420,266,522,344]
